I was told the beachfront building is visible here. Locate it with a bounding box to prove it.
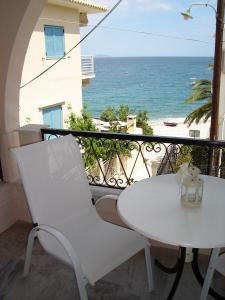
[19,0,107,129]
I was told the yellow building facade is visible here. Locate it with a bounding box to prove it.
[20,0,106,128]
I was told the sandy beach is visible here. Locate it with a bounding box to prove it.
[94,117,211,139]
[150,117,210,139]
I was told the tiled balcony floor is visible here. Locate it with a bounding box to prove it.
[0,222,224,300]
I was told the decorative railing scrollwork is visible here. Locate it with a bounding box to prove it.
[41,128,225,189]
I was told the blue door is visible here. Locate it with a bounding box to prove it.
[43,105,62,129]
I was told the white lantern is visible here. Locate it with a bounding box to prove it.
[181,177,204,207]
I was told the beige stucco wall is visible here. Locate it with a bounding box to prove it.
[0,0,47,232]
[0,0,46,183]
[19,3,83,128]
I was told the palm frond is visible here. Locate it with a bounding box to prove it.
[208,64,214,70]
[185,92,211,103]
[203,110,211,123]
[184,102,212,127]
[191,79,211,89]
[185,79,212,104]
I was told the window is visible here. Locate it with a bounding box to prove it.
[42,105,63,129]
[44,25,64,58]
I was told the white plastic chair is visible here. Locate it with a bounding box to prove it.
[200,248,225,300]
[12,134,154,300]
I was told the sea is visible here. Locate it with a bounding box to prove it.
[82,57,213,121]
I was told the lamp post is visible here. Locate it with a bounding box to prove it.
[181,0,225,141]
[210,0,224,140]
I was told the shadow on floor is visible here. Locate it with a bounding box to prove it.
[0,222,224,300]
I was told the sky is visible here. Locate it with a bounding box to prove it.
[81,0,217,57]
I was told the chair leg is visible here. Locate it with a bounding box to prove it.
[200,248,220,300]
[145,246,154,292]
[23,225,89,299]
[23,227,38,277]
[76,281,88,300]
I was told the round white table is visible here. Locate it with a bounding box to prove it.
[118,174,225,299]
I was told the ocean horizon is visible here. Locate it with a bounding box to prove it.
[94,55,214,58]
[82,56,213,121]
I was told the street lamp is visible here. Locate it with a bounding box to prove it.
[181,1,225,141]
[181,3,218,20]
[181,8,193,20]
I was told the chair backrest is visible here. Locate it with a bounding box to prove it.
[12,135,94,227]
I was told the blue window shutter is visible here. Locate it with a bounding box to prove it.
[52,105,62,128]
[53,27,64,57]
[44,25,64,58]
[44,26,55,57]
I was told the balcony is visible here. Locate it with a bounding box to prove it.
[81,55,95,80]
[1,2,225,298]
[1,128,225,299]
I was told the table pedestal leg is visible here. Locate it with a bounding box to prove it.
[167,247,186,300]
[155,247,186,300]
[156,248,225,300]
[155,259,178,274]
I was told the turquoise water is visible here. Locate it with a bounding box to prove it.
[82,57,213,120]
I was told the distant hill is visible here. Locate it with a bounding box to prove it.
[95,54,112,58]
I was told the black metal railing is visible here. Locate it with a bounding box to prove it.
[0,159,3,181]
[41,128,225,189]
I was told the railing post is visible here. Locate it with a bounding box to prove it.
[41,129,45,141]
[207,147,214,176]
[0,160,3,181]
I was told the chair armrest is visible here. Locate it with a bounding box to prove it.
[31,225,87,285]
[95,194,118,206]
[95,195,129,229]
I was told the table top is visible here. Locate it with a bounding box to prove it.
[118,174,225,249]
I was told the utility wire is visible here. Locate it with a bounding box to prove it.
[21,0,219,89]
[40,17,213,43]
[85,24,211,43]
[47,20,215,43]
[20,0,123,89]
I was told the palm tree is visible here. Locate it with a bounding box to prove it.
[184,79,212,127]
